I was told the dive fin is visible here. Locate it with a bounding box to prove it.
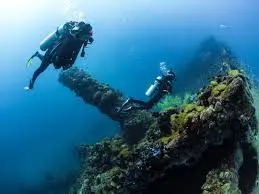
[26,51,40,67]
[24,86,30,91]
[24,80,33,91]
[26,59,33,67]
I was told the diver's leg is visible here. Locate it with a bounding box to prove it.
[130,99,147,107]
[36,52,44,61]
[122,98,146,107]
[125,99,147,111]
[32,51,44,61]
[117,99,128,113]
[26,61,50,90]
[117,98,134,113]
[117,98,147,113]
[123,105,143,112]
[27,51,44,63]
[145,94,163,110]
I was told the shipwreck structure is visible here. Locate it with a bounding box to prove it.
[59,37,258,194]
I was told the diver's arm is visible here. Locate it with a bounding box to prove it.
[71,46,82,64]
[81,36,94,56]
[80,41,88,57]
[164,80,173,93]
[81,37,94,57]
[160,79,173,95]
[167,85,173,94]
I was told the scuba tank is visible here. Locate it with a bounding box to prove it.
[145,76,162,97]
[39,24,65,51]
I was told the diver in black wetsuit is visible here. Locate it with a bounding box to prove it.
[24,21,94,90]
[118,68,176,113]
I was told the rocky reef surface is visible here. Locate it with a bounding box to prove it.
[59,37,258,194]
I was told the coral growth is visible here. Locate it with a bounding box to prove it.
[170,103,204,135]
[67,69,258,194]
[202,148,243,194]
[59,68,124,121]
[60,37,258,194]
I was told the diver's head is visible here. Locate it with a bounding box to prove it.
[72,22,93,40]
[165,69,176,81]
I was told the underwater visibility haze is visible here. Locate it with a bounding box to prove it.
[0,0,259,193]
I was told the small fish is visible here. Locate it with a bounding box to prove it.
[219,24,229,30]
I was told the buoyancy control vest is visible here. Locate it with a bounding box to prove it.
[39,21,77,51]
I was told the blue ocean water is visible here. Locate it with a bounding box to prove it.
[0,0,258,193]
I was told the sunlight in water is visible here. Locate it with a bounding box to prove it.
[0,0,47,22]
[63,0,86,22]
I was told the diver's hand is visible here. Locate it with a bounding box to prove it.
[88,37,94,44]
[162,90,170,94]
[81,51,85,57]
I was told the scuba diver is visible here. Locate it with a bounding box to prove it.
[24,21,94,90]
[118,62,176,113]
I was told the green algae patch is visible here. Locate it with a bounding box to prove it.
[202,168,242,194]
[184,104,205,113]
[104,166,121,178]
[160,136,173,144]
[228,69,240,77]
[92,166,123,193]
[170,104,205,133]
[209,80,218,87]
[119,148,130,158]
[160,132,180,145]
[110,137,125,152]
[170,112,192,133]
[156,92,195,111]
[212,84,227,95]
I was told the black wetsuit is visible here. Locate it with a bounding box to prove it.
[30,35,86,88]
[123,74,174,111]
